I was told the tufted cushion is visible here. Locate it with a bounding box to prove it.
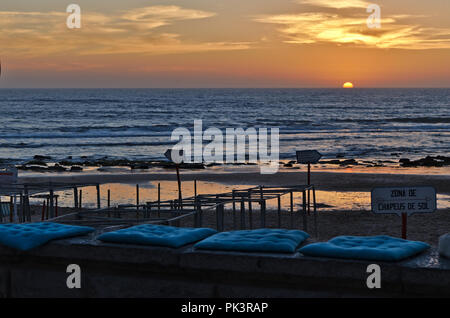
[0,222,95,251]
[299,235,430,261]
[97,224,217,248]
[438,234,450,259]
[194,228,310,253]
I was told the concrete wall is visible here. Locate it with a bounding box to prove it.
[0,234,449,298]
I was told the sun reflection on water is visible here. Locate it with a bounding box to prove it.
[28,180,450,211]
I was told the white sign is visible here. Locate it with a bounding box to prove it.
[371,186,436,215]
[0,167,18,184]
[296,150,322,164]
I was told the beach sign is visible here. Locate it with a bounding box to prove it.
[164,149,174,162]
[296,150,322,217]
[371,186,436,239]
[296,150,322,164]
[296,150,322,188]
[164,149,184,164]
[371,186,436,216]
[164,148,184,208]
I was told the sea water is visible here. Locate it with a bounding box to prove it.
[0,88,448,164]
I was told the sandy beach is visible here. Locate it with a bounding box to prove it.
[20,169,450,194]
[19,169,450,247]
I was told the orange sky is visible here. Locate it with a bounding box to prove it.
[0,0,449,88]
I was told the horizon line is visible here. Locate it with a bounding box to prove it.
[1,87,449,89]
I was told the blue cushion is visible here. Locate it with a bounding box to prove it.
[97,224,217,248]
[194,228,310,253]
[299,235,430,261]
[0,222,95,251]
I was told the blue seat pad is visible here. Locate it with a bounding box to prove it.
[194,228,310,253]
[0,222,95,251]
[98,224,217,248]
[299,235,430,261]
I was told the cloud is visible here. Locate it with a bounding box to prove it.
[0,6,249,58]
[122,5,215,24]
[298,0,370,9]
[254,9,450,50]
[118,5,216,31]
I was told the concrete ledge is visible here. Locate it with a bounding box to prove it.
[0,233,448,298]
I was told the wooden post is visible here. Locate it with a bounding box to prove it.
[194,200,199,227]
[232,190,236,229]
[96,184,101,209]
[193,180,198,227]
[41,200,46,221]
[107,189,111,217]
[220,204,224,231]
[308,163,311,185]
[290,191,294,229]
[46,197,49,219]
[73,187,78,209]
[9,196,13,223]
[149,202,152,219]
[196,201,203,227]
[24,186,31,222]
[313,186,318,237]
[307,163,311,216]
[27,197,32,221]
[248,191,253,230]
[259,186,265,228]
[194,179,197,199]
[176,165,182,210]
[302,190,308,232]
[216,203,224,232]
[13,195,17,222]
[22,188,27,222]
[136,184,140,218]
[79,190,83,209]
[215,194,220,227]
[49,189,55,218]
[157,183,161,218]
[240,199,246,229]
[20,194,25,223]
[55,196,58,217]
[308,190,311,216]
[277,195,281,228]
[402,213,407,239]
[19,193,24,223]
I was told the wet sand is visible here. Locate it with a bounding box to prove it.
[20,170,450,194]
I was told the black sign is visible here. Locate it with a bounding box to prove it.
[164,149,184,163]
[296,150,322,164]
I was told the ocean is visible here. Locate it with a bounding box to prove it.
[0,88,449,164]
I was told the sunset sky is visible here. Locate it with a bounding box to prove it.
[1,0,449,88]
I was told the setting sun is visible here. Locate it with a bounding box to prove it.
[343,82,354,88]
